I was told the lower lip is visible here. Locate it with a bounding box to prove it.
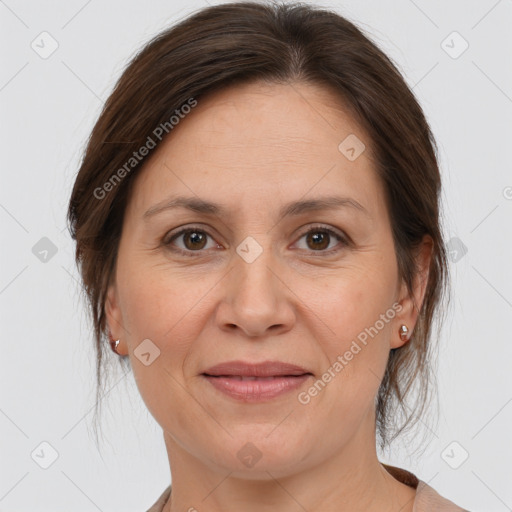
[202,374,312,402]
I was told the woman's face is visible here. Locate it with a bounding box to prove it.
[106,80,428,478]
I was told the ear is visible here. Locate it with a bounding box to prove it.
[391,234,433,349]
[105,281,128,355]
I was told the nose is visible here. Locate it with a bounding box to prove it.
[215,241,296,338]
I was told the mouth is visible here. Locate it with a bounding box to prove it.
[201,360,313,401]
[203,375,309,380]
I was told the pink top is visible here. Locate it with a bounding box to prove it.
[146,464,469,511]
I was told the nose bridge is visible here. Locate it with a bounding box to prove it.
[232,234,278,303]
[218,233,292,336]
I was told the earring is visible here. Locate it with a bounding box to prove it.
[399,324,409,342]
[110,338,121,354]
[108,330,121,355]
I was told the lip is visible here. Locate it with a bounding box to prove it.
[202,360,313,402]
[203,360,311,377]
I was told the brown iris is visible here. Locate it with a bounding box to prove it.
[306,231,330,250]
[182,230,207,250]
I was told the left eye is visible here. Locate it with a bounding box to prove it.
[163,225,347,256]
[295,226,347,253]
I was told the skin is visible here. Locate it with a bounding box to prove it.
[106,80,432,512]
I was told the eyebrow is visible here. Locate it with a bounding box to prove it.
[143,194,370,221]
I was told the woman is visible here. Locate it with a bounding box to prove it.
[67,2,469,510]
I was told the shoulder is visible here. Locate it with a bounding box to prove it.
[145,484,172,512]
[414,480,470,511]
[382,463,469,511]
[145,475,471,512]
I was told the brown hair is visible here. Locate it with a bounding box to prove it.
[67,0,449,450]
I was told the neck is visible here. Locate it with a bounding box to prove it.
[161,413,415,512]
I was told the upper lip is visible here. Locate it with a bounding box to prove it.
[203,360,312,377]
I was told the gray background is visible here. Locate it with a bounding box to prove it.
[1,0,511,510]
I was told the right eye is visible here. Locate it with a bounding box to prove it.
[163,226,221,256]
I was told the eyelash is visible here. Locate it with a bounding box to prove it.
[162,224,350,257]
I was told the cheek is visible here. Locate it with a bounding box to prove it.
[315,266,396,346]
[305,265,396,402]
[117,259,205,342]
[116,261,213,402]
[117,268,204,427]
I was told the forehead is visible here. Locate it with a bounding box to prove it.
[165,80,369,162]
[125,80,384,222]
